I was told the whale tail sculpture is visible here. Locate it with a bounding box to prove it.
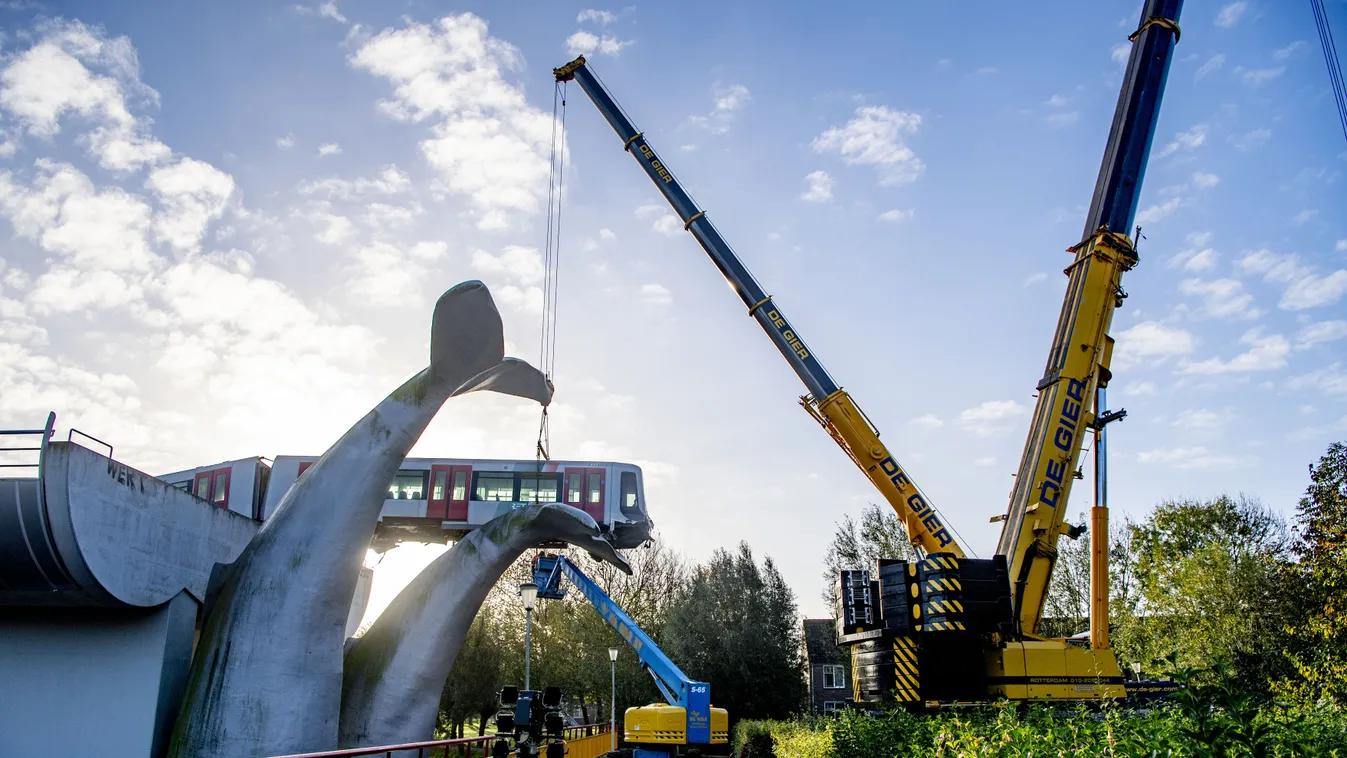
[170,281,556,758]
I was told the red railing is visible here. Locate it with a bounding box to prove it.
[269,723,611,758]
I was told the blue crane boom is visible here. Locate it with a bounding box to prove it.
[554,58,964,557]
[532,554,712,745]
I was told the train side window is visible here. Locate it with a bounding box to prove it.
[298,461,314,478]
[212,470,229,505]
[519,473,559,503]
[194,476,210,499]
[567,474,581,503]
[619,471,641,518]
[451,470,467,501]
[431,470,448,501]
[172,481,190,492]
[587,472,602,504]
[476,472,515,502]
[388,470,427,500]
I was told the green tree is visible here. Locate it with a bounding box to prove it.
[1040,513,1091,638]
[438,610,507,737]
[820,502,916,608]
[664,542,807,728]
[1110,494,1294,692]
[1284,441,1347,703]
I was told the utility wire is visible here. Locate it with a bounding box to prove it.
[1312,0,1347,145]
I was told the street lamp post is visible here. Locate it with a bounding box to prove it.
[608,647,619,751]
[521,582,538,691]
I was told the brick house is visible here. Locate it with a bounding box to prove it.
[802,618,851,716]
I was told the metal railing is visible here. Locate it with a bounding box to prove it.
[68,427,113,459]
[269,723,611,758]
[0,411,55,473]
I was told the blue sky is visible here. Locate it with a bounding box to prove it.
[0,0,1343,618]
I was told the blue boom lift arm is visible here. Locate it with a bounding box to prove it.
[532,554,712,743]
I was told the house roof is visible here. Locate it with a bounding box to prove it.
[802,619,845,665]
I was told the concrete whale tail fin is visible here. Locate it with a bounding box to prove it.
[429,280,554,407]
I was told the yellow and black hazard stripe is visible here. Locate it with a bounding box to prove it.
[922,599,965,615]
[923,620,967,631]
[922,555,959,571]
[923,577,962,593]
[891,635,920,702]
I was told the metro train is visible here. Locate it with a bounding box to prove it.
[158,455,654,551]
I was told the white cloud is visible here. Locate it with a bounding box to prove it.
[1296,320,1347,349]
[1112,321,1195,370]
[1177,277,1258,319]
[1195,54,1226,80]
[0,20,169,171]
[345,240,447,307]
[1168,247,1218,271]
[800,170,833,203]
[1111,43,1131,65]
[1215,1,1249,28]
[1231,127,1272,151]
[1191,171,1220,189]
[1122,380,1156,397]
[350,14,560,230]
[973,456,998,467]
[1135,196,1181,226]
[1173,408,1235,430]
[958,400,1026,437]
[1181,328,1289,374]
[277,133,295,149]
[1289,364,1347,396]
[303,207,356,245]
[1187,231,1213,247]
[471,245,544,285]
[598,228,615,241]
[908,413,944,429]
[635,203,681,236]
[565,30,632,57]
[1137,446,1253,470]
[317,142,342,156]
[1337,240,1346,252]
[1274,41,1307,61]
[295,2,348,23]
[1239,249,1347,310]
[1293,209,1318,225]
[1236,66,1285,86]
[877,208,912,223]
[686,84,751,134]
[1154,124,1207,158]
[146,157,235,252]
[1023,272,1049,286]
[1046,110,1079,127]
[298,166,411,199]
[812,106,924,186]
[577,9,617,25]
[638,283,672,305]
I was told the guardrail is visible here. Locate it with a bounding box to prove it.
[0,411,55,473]
[269,723,611,758]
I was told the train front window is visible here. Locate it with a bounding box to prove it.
[431,470,447,501]
[452,470,467,501]
[619,471,642,518]
[476,472,515,502]
[519,473,559,503]
[388,470,427,500]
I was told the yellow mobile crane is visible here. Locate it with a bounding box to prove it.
[559,0,1182,703]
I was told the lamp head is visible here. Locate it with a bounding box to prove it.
[608,647,619,663]
[520,582,538,611]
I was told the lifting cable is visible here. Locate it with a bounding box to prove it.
[536,80,569,465]
[1311,0,1347,145]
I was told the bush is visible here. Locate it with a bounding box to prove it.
[732,719,778,758]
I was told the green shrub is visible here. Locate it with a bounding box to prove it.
[732,719,777,758]
[769,720,833,758]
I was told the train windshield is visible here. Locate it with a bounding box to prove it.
[619,471,642,518]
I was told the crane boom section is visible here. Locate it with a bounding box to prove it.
[997,0,1182,634]
[557,58,963,557]
[536,555,712,743]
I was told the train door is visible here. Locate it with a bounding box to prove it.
[570,467,605,522]
[430,464,472,520]
[192,467,231,509]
